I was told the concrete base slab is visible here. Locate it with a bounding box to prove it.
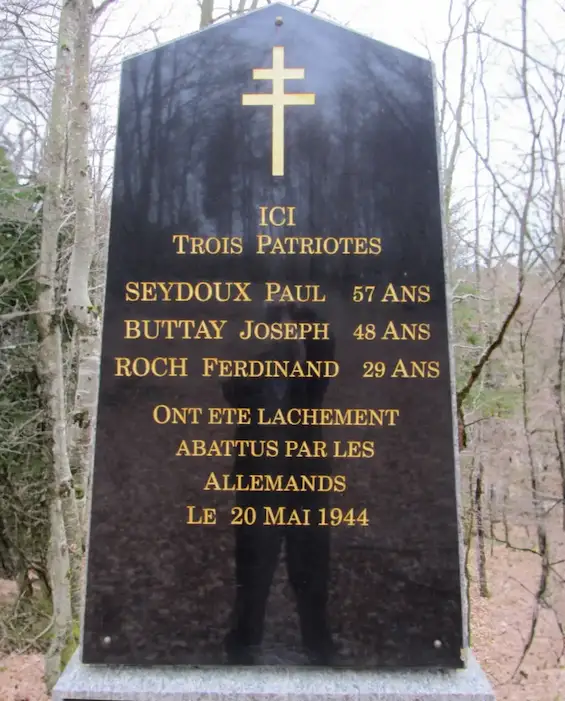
[53,649,494,701]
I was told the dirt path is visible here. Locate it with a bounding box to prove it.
[471,541,564,700]
[0,654,49,701]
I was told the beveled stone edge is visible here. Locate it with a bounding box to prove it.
[53,649,494,700]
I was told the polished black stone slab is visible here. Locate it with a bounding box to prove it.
[82,3,464,668]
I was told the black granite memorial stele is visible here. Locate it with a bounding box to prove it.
[81,2,464,669]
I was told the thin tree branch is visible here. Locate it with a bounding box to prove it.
[473,28,565,77]
[457,292,522,410]
[93,0,119,21]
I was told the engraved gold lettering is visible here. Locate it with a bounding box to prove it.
[124,319,227,340]
[258,206,296,227]
[202,473,347,493]
[124,281,252,303]
[256,235,381,256]
[256,407,399,426]
[362,361,387,379]
[391,359,440,378]
[381,284,431,303]
[176,439,279,457]
[204,472,221,490]
[186,506,216,525]
[201,358,339,378]
[381,321,431,341]
[264,283,326,303]
[264,507,311,526]
[318,508,369,527]
[239,319,329,341]
[270,206,285,227]
[353,323,376,340]
[114,357,188,377]
[231,506,257,525]
[172,234,243,255]
[152,405,203,424]
[208,407,252,425]
[333,440,375,458]
[284,440,328,458]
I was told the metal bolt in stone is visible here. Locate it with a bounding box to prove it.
[275,16,284,26]
[102,636,112,647]
[434,639,442,649]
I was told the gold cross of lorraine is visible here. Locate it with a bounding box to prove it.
[242,46,315,177]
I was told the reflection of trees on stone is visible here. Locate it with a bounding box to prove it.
[118,39,248,215]
[109,33,256,288]
[203,108,236,234]
[111,16,445,297]
[347,46,443,282]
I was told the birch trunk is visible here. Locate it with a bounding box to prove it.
[200,0,214,28]
[44,491,72,691]
[36,0,82,682]
[67,0,100,531]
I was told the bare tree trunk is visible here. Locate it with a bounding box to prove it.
[200,0,214,28]
[488,484,495,555]
[518,323,551,675]
[237,0,259,13]
[554,290,565,530]
[502,486,510,545]
[464,457,475,641]
[44,494,72,692]
[475,461,489,597]
[36,0,82,685]
[67,0,101,532]
[442,0,473,221]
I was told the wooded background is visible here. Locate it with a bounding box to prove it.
[0,0,563,696]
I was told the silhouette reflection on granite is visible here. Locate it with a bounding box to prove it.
[222,303,337,665]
